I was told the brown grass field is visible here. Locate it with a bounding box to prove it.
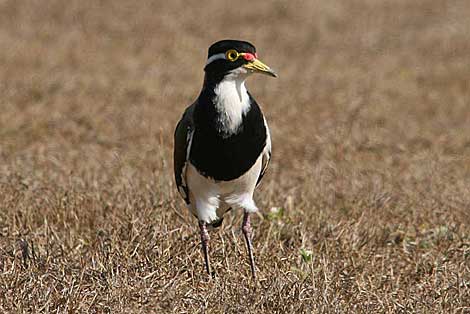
[1,0,469,313]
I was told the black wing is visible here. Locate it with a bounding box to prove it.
[173,103,195,204]
[256,116,272,187]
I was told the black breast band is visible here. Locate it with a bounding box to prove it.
[190,95,267,181]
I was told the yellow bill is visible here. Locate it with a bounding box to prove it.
[243,58,278,77]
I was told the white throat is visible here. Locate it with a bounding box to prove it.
[213,71,250,136]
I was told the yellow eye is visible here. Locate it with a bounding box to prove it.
[226,49,239,62]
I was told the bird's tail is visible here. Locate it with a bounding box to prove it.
[210,217,224,228]
[209,207,232,228]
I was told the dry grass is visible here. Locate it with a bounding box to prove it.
[1,0,469,313]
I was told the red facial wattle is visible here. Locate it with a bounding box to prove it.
[243,53,256,61]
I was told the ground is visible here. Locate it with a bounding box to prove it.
[0,0,469,313]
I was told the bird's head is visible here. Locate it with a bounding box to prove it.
[204,40,277,81]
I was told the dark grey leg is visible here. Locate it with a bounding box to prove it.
[242,212,256,279]
[199,221,211,276]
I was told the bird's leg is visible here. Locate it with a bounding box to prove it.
[198,221,211,276]
[242,212,256,279]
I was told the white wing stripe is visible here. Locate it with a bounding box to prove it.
[180,128,194,195]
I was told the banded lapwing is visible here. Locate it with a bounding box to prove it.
[173,40,276,278]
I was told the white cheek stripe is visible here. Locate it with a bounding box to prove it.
[206,53,226,66]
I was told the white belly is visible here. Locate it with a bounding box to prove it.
[186,155,262,223]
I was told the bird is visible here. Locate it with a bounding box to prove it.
[173,39,276,279]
